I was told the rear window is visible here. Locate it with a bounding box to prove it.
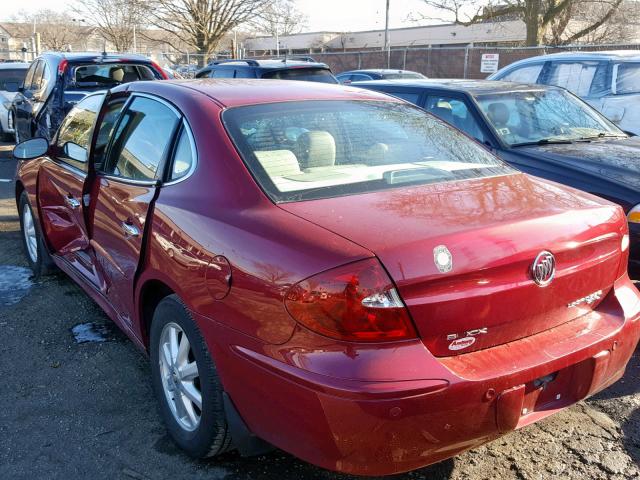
[382,72,425,80]
[261,68,337,84]
[616,63,640,95]
[223,100,513,202]
[72,63,157,87]
[0,68,28,92]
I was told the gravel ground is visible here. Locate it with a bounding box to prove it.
[0,142,638,480]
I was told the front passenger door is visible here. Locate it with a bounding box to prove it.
[89,95,180,328]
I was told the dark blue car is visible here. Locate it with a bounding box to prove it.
[11,52,167,143]
[355,79,640,270]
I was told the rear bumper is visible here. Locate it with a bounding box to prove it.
[197,275,640,476]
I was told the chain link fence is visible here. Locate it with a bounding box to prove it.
[4,43,640,79]
[250,43,640,79]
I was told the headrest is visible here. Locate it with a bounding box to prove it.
[297,130,336,169]
[254,150,301,177]
[487,103,510,125]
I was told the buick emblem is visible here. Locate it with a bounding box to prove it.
[531,251,555,286]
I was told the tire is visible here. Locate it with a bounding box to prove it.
[150,295,232,458]
[18,191,56,278]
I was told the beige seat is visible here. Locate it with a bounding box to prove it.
[296,131,336,170]
[253,150,301,177]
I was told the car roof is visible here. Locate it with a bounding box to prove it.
[207,58,330,70]
[40,52,153,63]
[125,78,398,108]
[0,62,30,69]
[352,78,557,95]
[503,50,640,65]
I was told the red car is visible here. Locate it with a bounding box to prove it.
[13,79,640,476]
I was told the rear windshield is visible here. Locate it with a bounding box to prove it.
[223,100,513,202]
[0,68,28,92]
[261,68,337,84]
[382,72,426,80]
[72,63,157,88]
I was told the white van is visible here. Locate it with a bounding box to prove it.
[489,51,640,135]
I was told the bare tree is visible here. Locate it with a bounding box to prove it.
[72,0,144,52]
[557,0,640,43]
[10,10,90,51]
[146,0,273,64]
[416,0,624,46]
[252,0,308,36]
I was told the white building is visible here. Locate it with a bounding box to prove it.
[245,20,527,55]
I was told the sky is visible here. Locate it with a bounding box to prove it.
[0,0,438,32]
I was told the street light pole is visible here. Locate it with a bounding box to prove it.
[384,0,390,68]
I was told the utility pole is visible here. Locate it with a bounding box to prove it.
[384,0,391,68]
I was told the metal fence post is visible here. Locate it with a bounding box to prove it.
[358,52,362,70]
[463,45,470,79]
[403,48,407,70]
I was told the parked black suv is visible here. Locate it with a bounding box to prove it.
[10,52,167,142]
[195,58,338,83]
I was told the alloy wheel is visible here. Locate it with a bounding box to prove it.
[158,322,202,431]
[22,203,38,263]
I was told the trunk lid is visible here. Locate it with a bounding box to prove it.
[279,173,626,356]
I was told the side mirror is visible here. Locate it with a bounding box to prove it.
[18,86,24,93]
[63,142,87,163]
[13,137,49,160]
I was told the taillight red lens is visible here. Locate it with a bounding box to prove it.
[58,59,68,76]
[285,258,417,342]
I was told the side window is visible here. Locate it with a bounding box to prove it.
[350,74,371,82]
[30,60,45,91]
[56,94,104,171]
[195,69,210,79]
[105,96,180,181]
[93,99,127,169]
[500,64,544,83]
[23,61,37,89]
[615,63,640,95]
[42,63,52,90]
[170,125,196,180]
[234,68,254,78]
[388,91,421,105]
[211,69,235,78]
[546,61,601,97]
[425,96,486,142]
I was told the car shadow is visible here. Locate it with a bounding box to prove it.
[153,433,456,479]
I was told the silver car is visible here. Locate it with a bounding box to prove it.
[489,51,640,135]
[0,62,30,141]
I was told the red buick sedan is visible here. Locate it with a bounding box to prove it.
[13,79,640,476]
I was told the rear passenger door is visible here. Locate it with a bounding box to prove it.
[88,94,181,328]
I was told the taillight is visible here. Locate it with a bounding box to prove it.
[285,258,417,342]
[58,59,68,76]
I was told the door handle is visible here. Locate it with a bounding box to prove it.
[121,221,139,238]
[64,195,81,209]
